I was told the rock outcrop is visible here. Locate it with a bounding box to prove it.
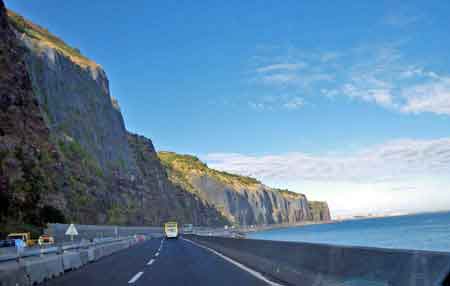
[1,5,228,228]
[0,4,330,230]
[8,10,137,176]
[0,0,64,233]
[158,152,331,226]
[308,201,332,221]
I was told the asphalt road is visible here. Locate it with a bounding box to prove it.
[44,237,269,286]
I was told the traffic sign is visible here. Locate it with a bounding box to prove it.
[65,224,79,240]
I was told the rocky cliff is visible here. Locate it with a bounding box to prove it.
[0,1,65,234]
[0,4,330,230]
[0,5,228,229]
[308,201,331,221]
[8,10,137,176]
[158,152,331,226]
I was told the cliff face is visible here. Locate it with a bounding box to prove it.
[1,6,228,228]
[308,201,332,221]
[8,10,137,176]
[0,1,65,232]
[0,5,330,229]
[126,133,228,226]
[158,152,331,226]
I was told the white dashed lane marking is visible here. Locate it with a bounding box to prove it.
[147,259,155,265]
[128,272,144,284]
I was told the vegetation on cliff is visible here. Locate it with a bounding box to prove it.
[7,10,97,68]
[1,6,230,230]
[1,5,330,231]
[275,188,306,200]
[0,2,67,236]
[158,151,260,189]
[158,151,331,225]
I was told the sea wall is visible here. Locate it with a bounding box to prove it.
[187,235,450,286]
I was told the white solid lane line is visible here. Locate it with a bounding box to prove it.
[128,272,144,284]
[147,259,155,265]
[183,238,285,286]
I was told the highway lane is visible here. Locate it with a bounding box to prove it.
[134,238,267,286]
[44,237,271,286]
[43,238,161,286]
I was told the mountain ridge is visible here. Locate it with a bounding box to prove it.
[158,151,331,225]
[0,5,330,232]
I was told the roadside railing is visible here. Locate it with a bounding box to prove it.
[0,235,138,263]
[192,227,246,238]
[45,223,163,243]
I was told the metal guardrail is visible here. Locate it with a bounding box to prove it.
[192,229,246,238]
[0,236,137,263]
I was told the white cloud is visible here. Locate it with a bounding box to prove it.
[283,97,304,109]
[401,77,450,115]
[248,94,306,111]
[249,43,450,116]
[248,101,267,111]
[204,138,450,216]
[329,44,450,115]
[342,82,395,108]
[256,63,306,73]
[205,138,450,183]
[260,72,334,87]
[320,52,341,63]
[261,73,299,85]
[382,10,421,28]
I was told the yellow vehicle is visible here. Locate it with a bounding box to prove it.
[7,233,36,247]
[164,222,179,239]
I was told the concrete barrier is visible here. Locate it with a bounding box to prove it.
[0,237,143,286]
[23,254,64,285]
[87,248,95,262]
[78,249,89,265]
[62,252,82,271]
[0,261,28,286]
[187,235,450,286]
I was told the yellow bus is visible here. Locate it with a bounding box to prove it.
[164,221,179,239]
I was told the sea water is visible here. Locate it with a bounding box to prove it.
[247,211,450,252]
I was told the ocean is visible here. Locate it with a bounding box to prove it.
[247,211,450,252]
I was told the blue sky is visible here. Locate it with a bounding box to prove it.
[7,1,450,216]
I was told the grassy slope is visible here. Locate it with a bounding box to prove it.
[7,10,97,68]
[158,151,305,200]
[158,151,260,190]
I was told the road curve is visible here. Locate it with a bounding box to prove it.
[44,237,269,286]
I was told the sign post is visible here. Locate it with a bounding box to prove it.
[65,223,79,241]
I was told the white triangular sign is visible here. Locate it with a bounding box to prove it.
[65,224,79,236]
